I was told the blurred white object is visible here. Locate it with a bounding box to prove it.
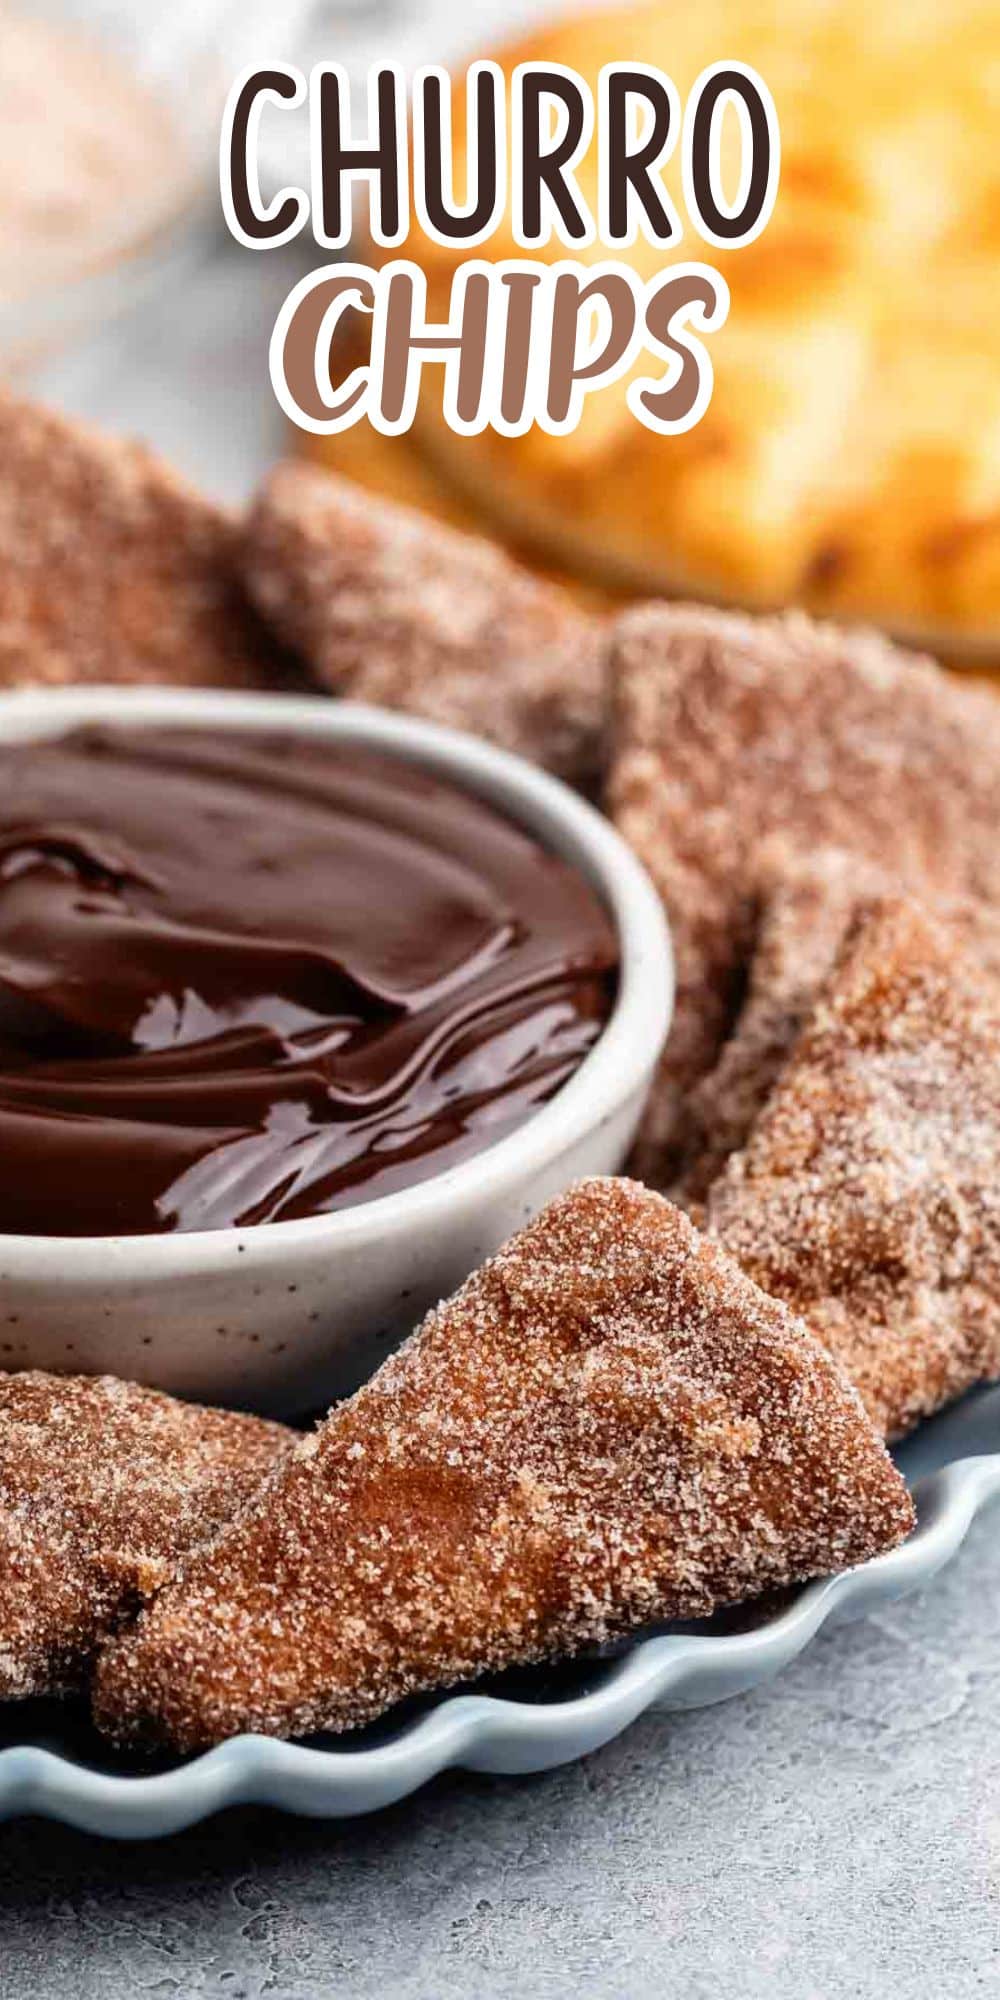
[0,0,318,367]
[0,1,570,367]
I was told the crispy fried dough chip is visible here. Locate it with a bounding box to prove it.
[94,1180,911,1752]
[610,605,1000,1181]
[708,900,1000,1438]
[677,844,1000,1206]
[243,462,607,788]
[0,1373,291,1698]
[0,392,294,691]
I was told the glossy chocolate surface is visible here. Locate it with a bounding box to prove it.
[0,728,617,1234]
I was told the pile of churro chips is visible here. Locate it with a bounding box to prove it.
[2,390,998,1751]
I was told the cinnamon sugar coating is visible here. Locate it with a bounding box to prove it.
[93,1179,912,1753]
[243,463,607,788]
[0,1373,291,1699]
[676,843,1000,1206]
[707,899,1000,1439]
[0,392,295,691]
[609,604,1000,1182]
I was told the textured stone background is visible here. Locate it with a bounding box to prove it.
[2,1508,999,1998]
[4,200,998,2000]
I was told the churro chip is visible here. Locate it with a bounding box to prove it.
[0,1372,291,1699]
[610,604,1000,1181]
[93,1180,912,1752]
[243,462,607,788]
[677,843,1000,1205]
[707,899,1000,1438]
[0,392,295,691]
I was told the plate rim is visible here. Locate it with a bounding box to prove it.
[3,1450,998,1837]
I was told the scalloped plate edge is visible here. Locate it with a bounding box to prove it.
[2,1453,999,1836]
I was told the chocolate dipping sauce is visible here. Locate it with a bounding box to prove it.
[0,728,618,1235]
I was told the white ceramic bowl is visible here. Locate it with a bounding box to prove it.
[0,686,672,1413]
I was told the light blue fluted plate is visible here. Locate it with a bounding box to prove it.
[1,1384,997,1836]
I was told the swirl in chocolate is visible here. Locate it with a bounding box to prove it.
[0,727,617,1235]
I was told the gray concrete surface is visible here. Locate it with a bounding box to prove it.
[2,1506,998,1998]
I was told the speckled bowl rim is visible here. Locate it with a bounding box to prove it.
[0,684,673,1273]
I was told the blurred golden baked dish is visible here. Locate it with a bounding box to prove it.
[317,1,1000,653]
